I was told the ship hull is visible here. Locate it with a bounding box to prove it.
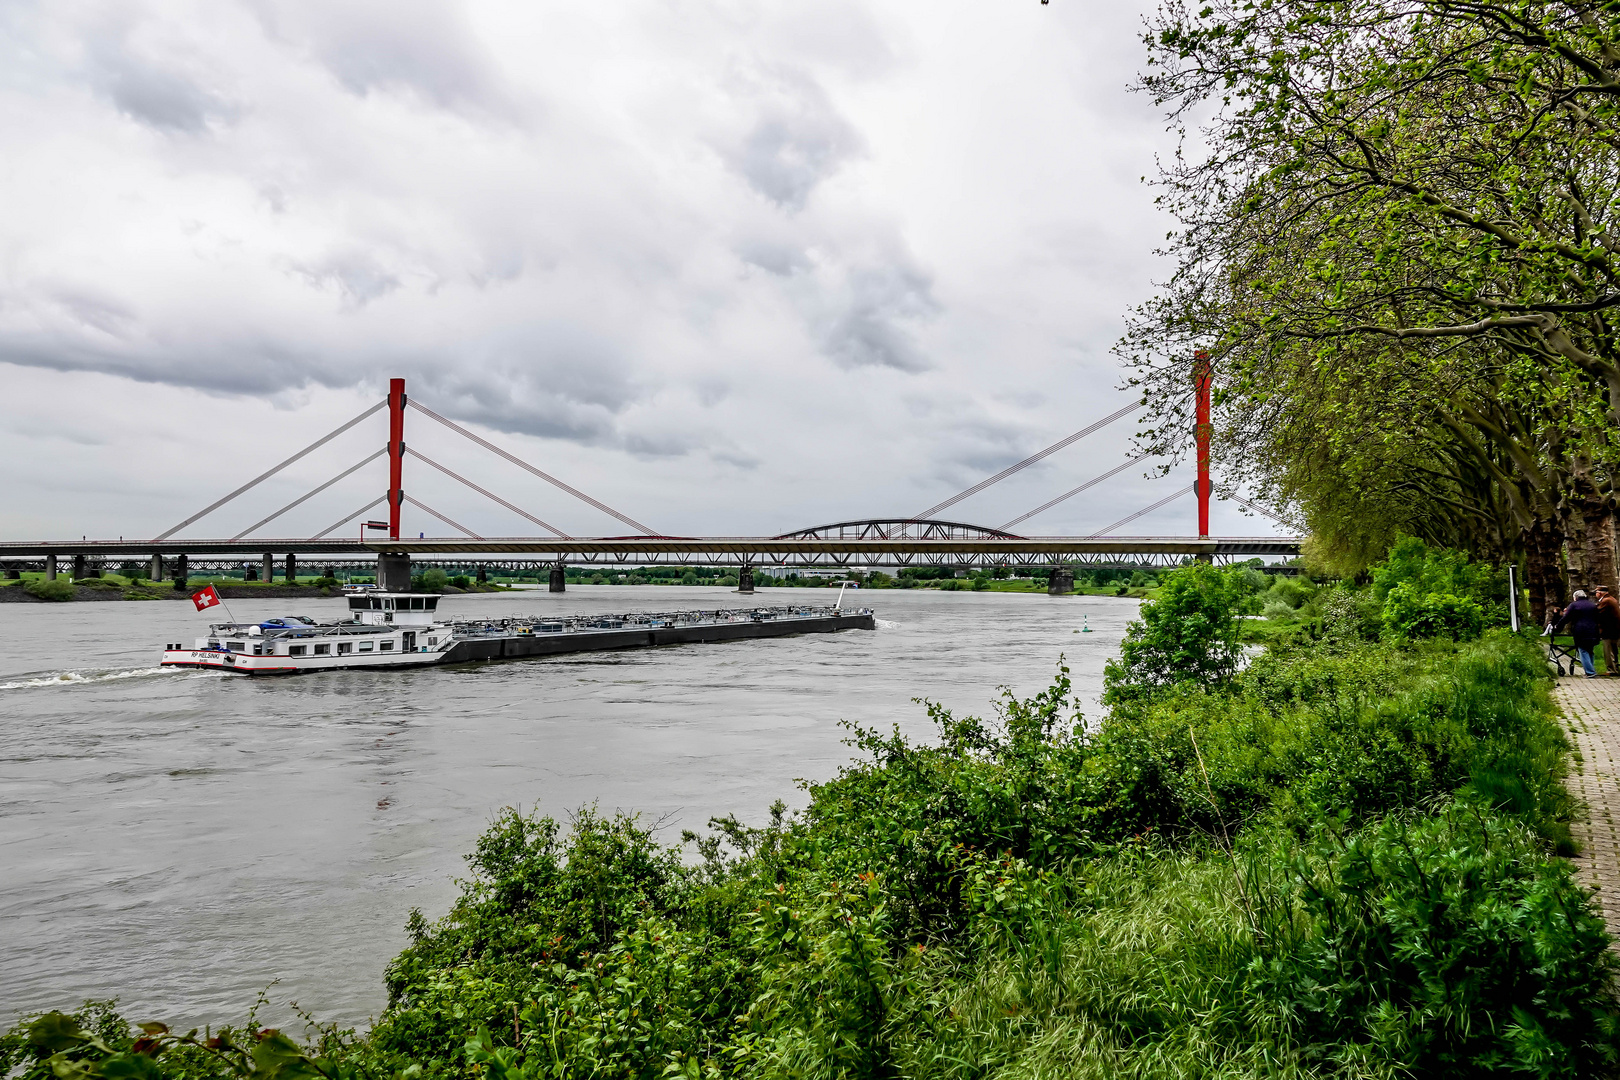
[442,610,873,664]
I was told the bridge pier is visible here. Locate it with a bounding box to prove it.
[476,564,487,584]
[1048,567,1074,595]
[738,565,754,594]
[150,553,163,582]
[378,553,412,591]
[284,553,297,584]
[5,567,17,579]
[261,553,273,583]
[73,555,86,580]
[175,554,189,587]
[549,564,566,592]
[45,555,56,580]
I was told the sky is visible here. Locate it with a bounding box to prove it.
[0,0,1281,542]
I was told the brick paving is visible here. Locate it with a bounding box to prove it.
[1555,675,1620,935]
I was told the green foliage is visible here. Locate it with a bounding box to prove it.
[449,576,471,590]
[1383,583,1484,641]
[1374,537,1500,641]
[0,1002,395,1080]
[24,577,75,601]
[406,571,448,592]
[1103,562,1245,704]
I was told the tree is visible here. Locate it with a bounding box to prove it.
[1120,0,1620,596]
[1103,563,1246,703]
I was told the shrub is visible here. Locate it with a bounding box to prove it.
[24,577,74,601]
[450,575,471,589]
[1383,582,1485,640]
[410,569,449,593]
[1103,562,1245,704]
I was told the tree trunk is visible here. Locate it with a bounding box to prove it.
[1523,518,1565,627]
[1581,497,1618,596]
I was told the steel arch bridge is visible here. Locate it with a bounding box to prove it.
[773,519,1024,542]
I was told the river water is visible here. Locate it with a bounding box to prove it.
[0,586,1132,1031]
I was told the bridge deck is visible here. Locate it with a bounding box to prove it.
[0,535,1300,568]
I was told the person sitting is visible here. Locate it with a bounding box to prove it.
[1555,590,1604,679]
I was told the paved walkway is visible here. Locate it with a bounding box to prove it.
[1555,676,1620,934]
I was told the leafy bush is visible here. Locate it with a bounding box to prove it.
[409,569,449,593]
[450,575,471,589]
[1103,562,1245,704]
[24,577,75,601]
[1383,582,1485,641]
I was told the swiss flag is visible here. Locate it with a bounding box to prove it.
[191,585,222,612]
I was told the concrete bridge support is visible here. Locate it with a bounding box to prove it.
[175,554,189,585]
[150,553,163,581]
[549,564,566,592]
[73,555,86,580]
[476,564,487,584]
[285,553,297,584]
[737,565,754,594]
[1048,567,1074,595]
[262,553,274,582]
[378,553,412,591]
[45,555,56,580]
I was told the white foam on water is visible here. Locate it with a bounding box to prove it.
[875,618,901,630]
[0,667,176,691]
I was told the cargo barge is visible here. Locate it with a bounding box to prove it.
[159,591,875,675]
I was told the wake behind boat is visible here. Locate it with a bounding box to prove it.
[160,590,876,676]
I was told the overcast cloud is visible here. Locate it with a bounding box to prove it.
[0,0,1276,541]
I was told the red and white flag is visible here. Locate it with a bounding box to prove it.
[191,585,222,612]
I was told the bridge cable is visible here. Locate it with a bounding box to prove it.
[1229,493,1299,530]
[231,448,388,540]
[407,400,657,535]
[913,400,1144,521]
[999,453,1150,532]
[154,400,388,542]
[403,495,483,539]
[312,495,387,540]
[405,447,571,539]
[1089,484,1195,537]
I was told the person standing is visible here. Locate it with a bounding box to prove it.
[1598,585,1620,675]
[1556,590,1604,678]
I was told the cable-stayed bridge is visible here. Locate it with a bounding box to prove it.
[1,375,1300,591]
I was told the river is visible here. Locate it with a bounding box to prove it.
[0,586,1132,1031]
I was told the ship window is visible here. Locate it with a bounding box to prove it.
[359,641,374,652]
[289,645,307,657]
[337,642,353,655]
[227,641,245,652]
[383,599,395,610]
[379,640,394,651]
[314,644,330,655]
[427,637,437,646]
[411,598,425,610]
[424,597,439,609]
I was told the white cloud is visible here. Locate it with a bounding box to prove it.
[0,0,1273,541]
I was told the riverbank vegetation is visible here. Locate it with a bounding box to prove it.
[6,550,1616,1078]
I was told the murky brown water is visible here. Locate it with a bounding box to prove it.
[0,585,1131,1030]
